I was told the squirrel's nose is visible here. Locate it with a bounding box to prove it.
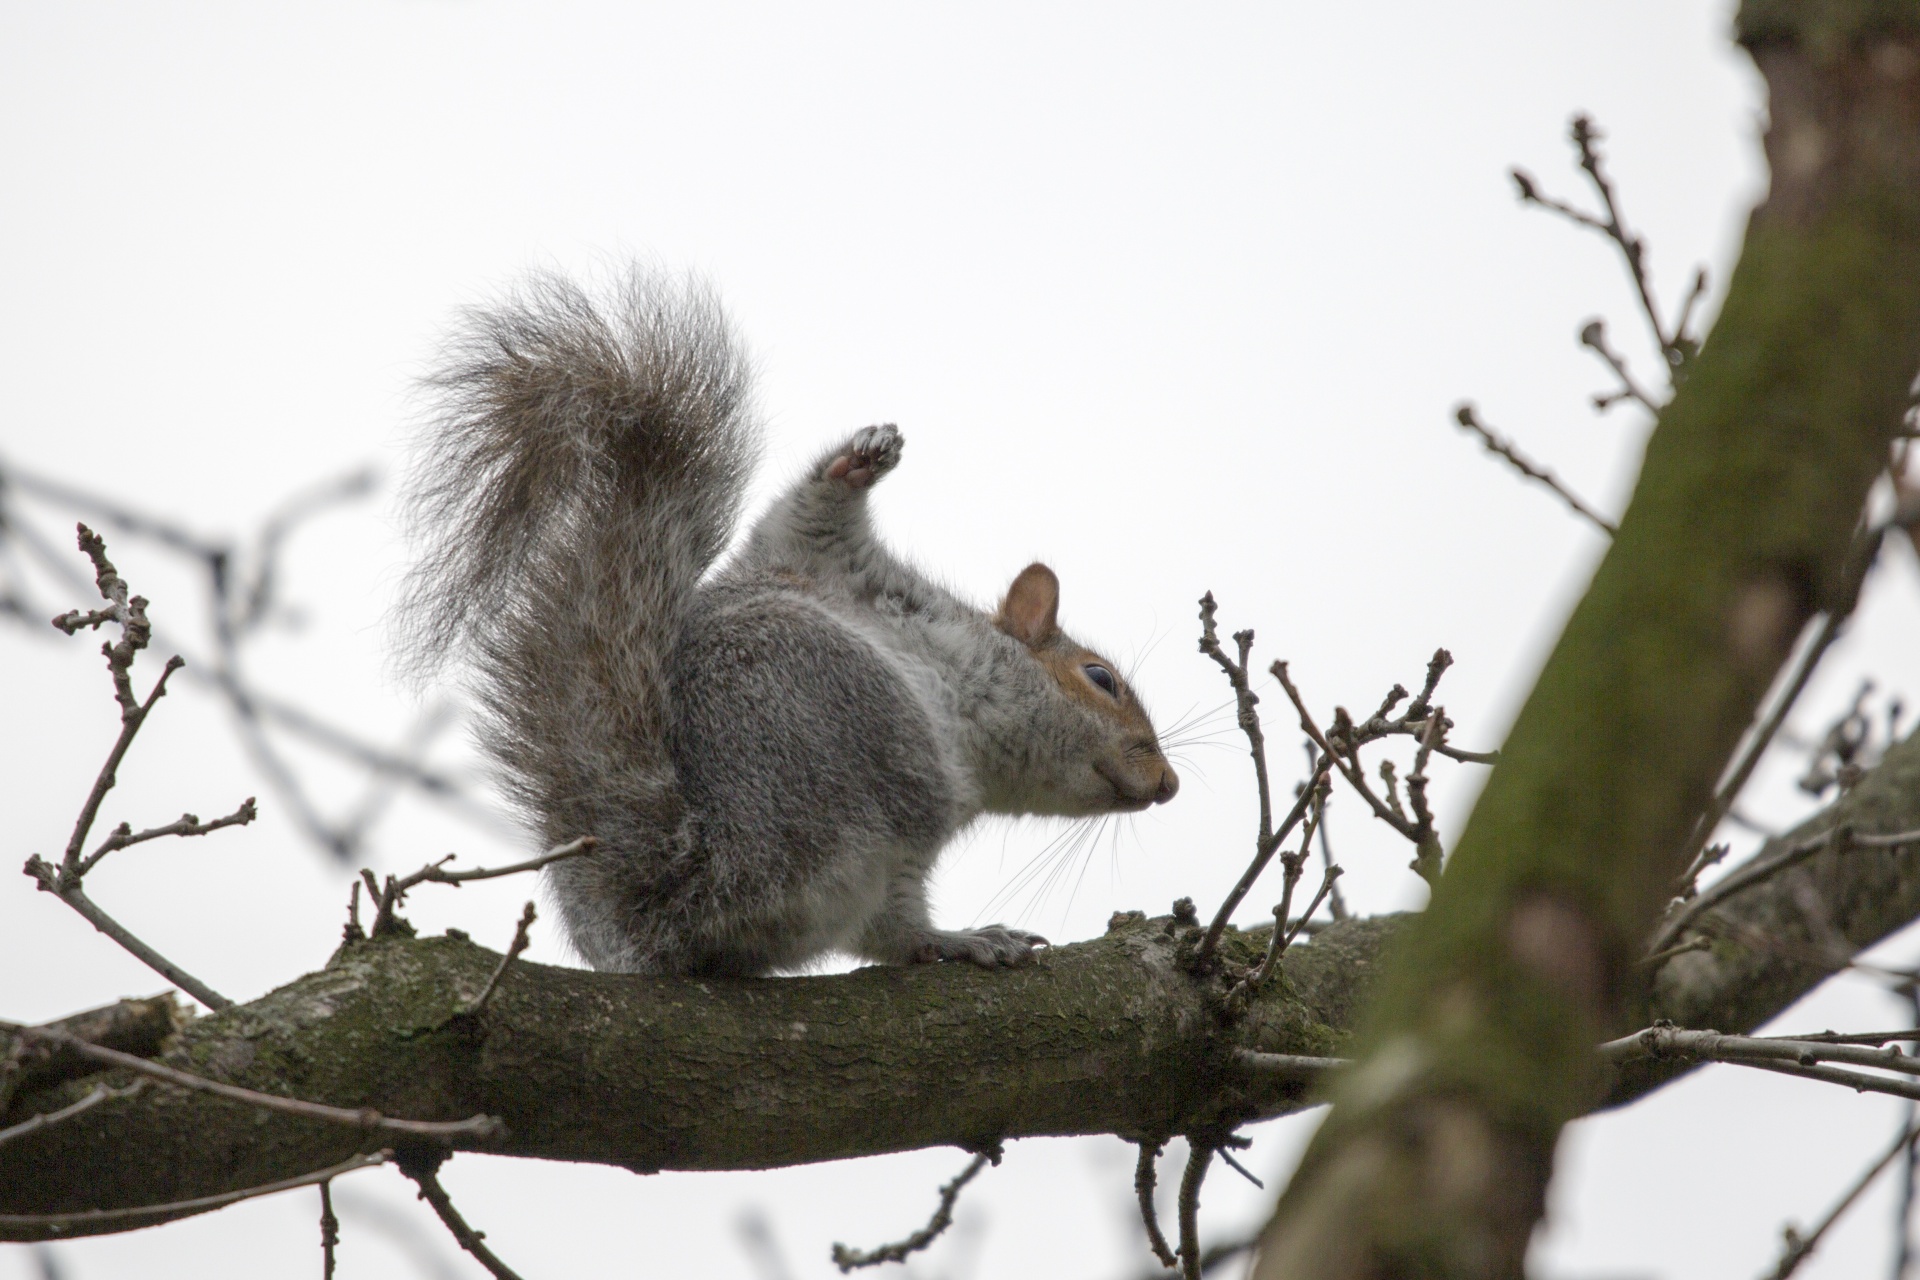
[1153,768,1179,804]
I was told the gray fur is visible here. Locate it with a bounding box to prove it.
[402,269,1177,977]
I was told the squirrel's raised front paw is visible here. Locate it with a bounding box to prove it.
[824,424,903,490]
[909,924,1049,969]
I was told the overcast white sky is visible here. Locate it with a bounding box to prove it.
[4,3,1920,1278]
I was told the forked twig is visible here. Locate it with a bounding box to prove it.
[24,525,253,1010]
[360,838,595,940]
[401,1154,526,1280]
[463,903,537,1016]
[832,1151,994,1271]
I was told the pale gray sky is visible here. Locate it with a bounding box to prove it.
[3,3,1917,1278]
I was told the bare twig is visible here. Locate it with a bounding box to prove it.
[1232,1050,1348,1078]
[1677,609,1849,888]
[1272,661,1450,885]
[1452,403,1618,535]
[1308,775,1350,921]
[1580,318,1663,412]
[1135,1142,1179,1269]
[1193,593,1332,967]
[362,838,595,941]
[463,903,536,1017]
[1214,1145,1264,1190]
[1897,990,1920,1280]
[76,798,257,877]
[409,837,597,888]
[19,860,232,1010]
[2,459,500,866]
[1678,510,1892,886]
[1764,1122,1920,1280]
[401,1156,525,1280]
[0,1150,388,1232]
[23,525,251,1010]
[319,1180,340,1280]
[1238,861,1343,1000]
[0,1082,141,1150]
[1512,114,1693,371]
[1177,1143,1214,1280]
[0,1021,504,1143]
[1654,824,1920,956]
[832,1151,993,1271]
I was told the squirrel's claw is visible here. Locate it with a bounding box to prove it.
[909,924,1048,969]
[824,423,903,490]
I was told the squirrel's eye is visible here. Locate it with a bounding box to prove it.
[1083,664,1118,697]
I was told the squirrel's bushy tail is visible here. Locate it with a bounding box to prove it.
[400,269,758,843]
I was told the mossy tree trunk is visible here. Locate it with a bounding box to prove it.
[1255,7,1920,1276]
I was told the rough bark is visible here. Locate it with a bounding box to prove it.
[1607,727,1920,1103]
[6,723,1920,1246]
[0,913,1394,1242]
[1255,7,1920,1277]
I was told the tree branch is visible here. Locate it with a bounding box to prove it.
[1257,11,1920,1272]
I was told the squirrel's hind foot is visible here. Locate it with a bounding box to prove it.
[908,924,1049,969]
[824,424,903,490]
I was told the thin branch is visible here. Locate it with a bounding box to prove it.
[364,838,596,941]
[402,1158,525,1280]
[319,1180,339,1280]
[1453,403,1618,536]
[1193,593,1332,966]
[25,525,246,1010]
[1284,867,1344,954]
[1197,771,1325,968]
[77,798,257,877]
[832,1151,993,1272]
[1214,1146,1264,1190]
[1309,777,1350,922]
[1232,1050,1348,1077]
[1765,1123,1920,1280]
[1135,1142,1179,1269]
[1238,862,1344,1001]
[21,862,233,1011]
[0,1021,504,1143]
[1580,318,1663,412]
[1177,1143,1214,1280]
[1678,511,1891,886]
[407,837,597,889]
[0,1082,141,1150]
[1272,659,1451,884]
[1654,824,1920,956]
[1513,114,1692,371]
[59,652,181,873]
[1600,1026,1920,1076]
[1677,610,1849,888]
[463,903,536,1017]
[0,1150,388,1232]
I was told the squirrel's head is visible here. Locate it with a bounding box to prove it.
[991,562,1180,816]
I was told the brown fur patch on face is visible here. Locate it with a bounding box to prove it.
[1035,639,1143,722]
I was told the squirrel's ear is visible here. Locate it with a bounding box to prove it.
[996,562,1060,647]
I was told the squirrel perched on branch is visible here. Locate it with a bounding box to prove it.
[400,269,1178,976]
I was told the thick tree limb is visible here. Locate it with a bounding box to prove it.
[7,721,1920,1247]
[0,914,1395,1242]
[1257,9,1920,1276]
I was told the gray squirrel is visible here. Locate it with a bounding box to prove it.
[400,268,1178,977]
